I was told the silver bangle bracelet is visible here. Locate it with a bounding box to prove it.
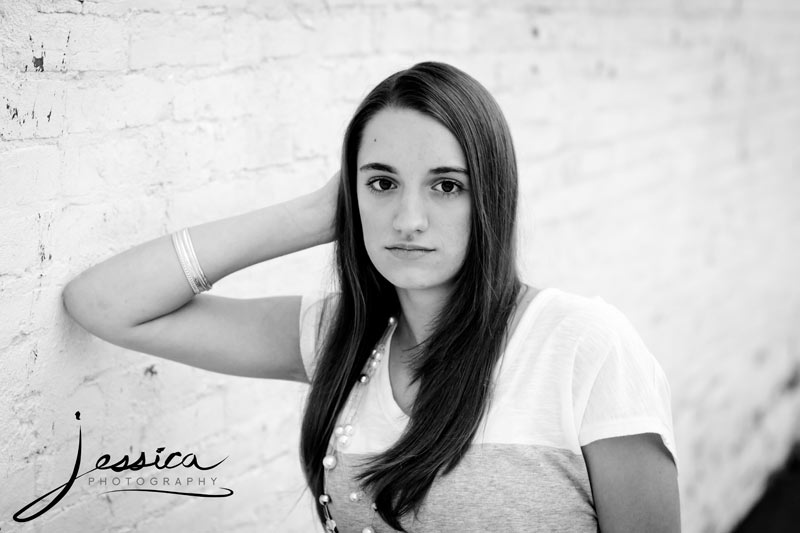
[171,228,212,294]
[178,228,212,291]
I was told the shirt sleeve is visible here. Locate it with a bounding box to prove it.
[298,291,337,382]
[574,300,678,470]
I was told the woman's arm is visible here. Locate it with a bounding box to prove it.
[582,433,681,532]
[62,172,339,382]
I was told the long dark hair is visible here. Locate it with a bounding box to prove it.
[299,61,522,530]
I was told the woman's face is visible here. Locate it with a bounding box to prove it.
[356,107,471,296]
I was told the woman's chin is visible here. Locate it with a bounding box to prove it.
[383,274,456,294]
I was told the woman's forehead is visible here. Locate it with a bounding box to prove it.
[357,108,466,171]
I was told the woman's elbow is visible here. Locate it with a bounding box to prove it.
[62,275,109,336]
[62,276,90,329]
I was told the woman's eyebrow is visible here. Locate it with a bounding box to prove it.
[359,162,396,173]
[430,166,469,176]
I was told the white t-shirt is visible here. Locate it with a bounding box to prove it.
[299,287,677,532]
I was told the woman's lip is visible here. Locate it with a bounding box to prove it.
[386,247,434,259]
[386,245,434,251]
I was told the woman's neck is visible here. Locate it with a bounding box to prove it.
[394,285,451,349]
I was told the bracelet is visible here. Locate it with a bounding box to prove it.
[171,228,212,295]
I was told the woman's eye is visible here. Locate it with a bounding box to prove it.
[433,180,462,194]
[367,178,395,192]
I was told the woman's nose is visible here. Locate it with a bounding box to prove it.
[392,190,429,235]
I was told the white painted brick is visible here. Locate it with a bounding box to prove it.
[35,0,86,14]
[213,117,294,169]
[21,13,72,73]
[91,0,251,15]
[160,116,293,182]
[134,497,225,533]
[280,0,333,20]
[364,0,419,6]
[258,60,338,120]
[225,467,316,532]
[157,121,219,183]
[172,72,260,121]
[470,8,537,52]
[306,12,373,56]
[50,198,169,272]
[65,75,171,133]
[0,463,36,520]
[166,159,300,225]
[129,13,227,70]
[220,14,266,67]
[326,56,407,103]
[326,0,365,7]
[0,275,37,353]
[740,0,800,12]
[65,15,129,72]
[38,494,117,533]
[0,145,63,210]
[417,0,487,7]
[260,18,309,58]
[0,79,68,140]
[179,0,250,10]
[242,0,294,19]
[142,392,227,448]
[373,8,435,54]
[427,9,474,53]
[83,0,173,16]
[59,130,164,200]
[222,15,308,64]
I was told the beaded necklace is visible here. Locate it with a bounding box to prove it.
[319,316,398,533]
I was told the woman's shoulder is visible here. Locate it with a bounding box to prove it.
[528,288,669,412]
[528,287,653,364]
[532,287,630,335]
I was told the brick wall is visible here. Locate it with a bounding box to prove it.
[2,1,799,532]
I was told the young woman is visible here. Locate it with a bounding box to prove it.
[63,62,680,532]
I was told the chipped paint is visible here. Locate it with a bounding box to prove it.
[144,364,158,377]
[29,35,45,72]
[60,31,71,72]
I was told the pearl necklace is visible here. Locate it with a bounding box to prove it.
[319,316,398,533]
